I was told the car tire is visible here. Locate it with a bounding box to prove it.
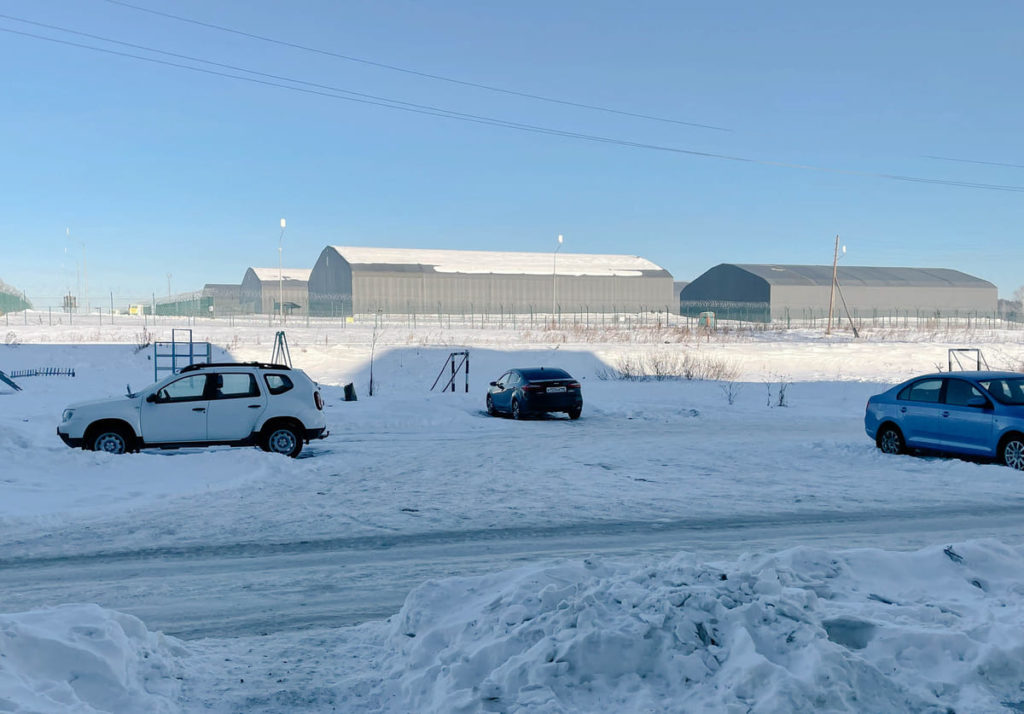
[568,407,582,420]
[486,394,496,416]
[89,425,131,455]
[1000,434,1024,471]
[511,398,522,420]
[263,424,303,458]
[876,425,905,455]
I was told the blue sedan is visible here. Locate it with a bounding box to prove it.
[486,367,583,420]
[865,371,1024,470]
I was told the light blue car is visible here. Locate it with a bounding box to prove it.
[864,371,1024,470]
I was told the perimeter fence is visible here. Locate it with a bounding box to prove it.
[4,296,1023,335]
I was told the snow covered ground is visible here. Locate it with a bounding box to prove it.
[2,318,1024,712]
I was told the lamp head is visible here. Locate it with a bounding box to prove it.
[557,234,563,244]
[280,218,287,229]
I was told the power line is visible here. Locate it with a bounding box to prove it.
[0,13,608,129]
[102,0,730,132]
[925,155,1024,170]
[3,22,1024,194]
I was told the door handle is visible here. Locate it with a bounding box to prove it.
[900,407,907,413]
[942,411,950,417]
[192,407,206,412]
[248,404,261,409]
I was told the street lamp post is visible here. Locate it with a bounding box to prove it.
[278,218,287,322]
[552,234,563,323]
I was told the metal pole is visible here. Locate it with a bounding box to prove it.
[278,218,287,323]
[826,234,839,335]
[553,234,563,322]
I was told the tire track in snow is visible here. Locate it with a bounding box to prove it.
[4,502,1024,569]
[3,504,1024,639]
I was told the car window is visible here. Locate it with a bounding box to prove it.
[264,374,294,395]
[944,379,985,407]
[979,378,1024,405]
[215,373,260,399]
[507,372,521,387]
[157,375,207,402]
[520,368,570,381]
[898,379,942,403]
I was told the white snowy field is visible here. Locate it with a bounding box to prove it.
[2,319,1024,712]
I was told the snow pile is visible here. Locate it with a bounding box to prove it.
[0,604,185,713]
[385,541,1024,713]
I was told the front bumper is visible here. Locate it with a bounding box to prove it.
[57,428,84,448]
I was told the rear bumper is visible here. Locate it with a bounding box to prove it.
[304,427,329,441]
[57,428,84,448]
[522,394,582,413]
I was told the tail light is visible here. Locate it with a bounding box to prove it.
[314,391,324,410]
[522,384,544,392]
[568,382,581,390]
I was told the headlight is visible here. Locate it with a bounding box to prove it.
[62,409,74,423]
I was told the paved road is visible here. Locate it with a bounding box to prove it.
[2,504,1023,639]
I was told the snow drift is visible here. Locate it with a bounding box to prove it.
[0,604,185,713]
[385,540,1024,713]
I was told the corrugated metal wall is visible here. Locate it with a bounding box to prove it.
[771,285,997,319]
[349,271,673,314]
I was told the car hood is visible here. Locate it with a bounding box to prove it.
[65,395,138,411]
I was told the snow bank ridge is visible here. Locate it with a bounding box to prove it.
[386,541,1024,713]
[0,604,186,713]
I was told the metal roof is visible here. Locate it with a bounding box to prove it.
[325,246,669,277]
[730,264,995,289]
[247,268,312,283]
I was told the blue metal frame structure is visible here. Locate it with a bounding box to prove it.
[154,328,212,381]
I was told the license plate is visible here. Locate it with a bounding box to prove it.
[546,386,567,393]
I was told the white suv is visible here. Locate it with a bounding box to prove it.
[58,362,328,457]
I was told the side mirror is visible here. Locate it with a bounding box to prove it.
[146,393,158,403]
[489,381,498,387]
[967,397,990,409]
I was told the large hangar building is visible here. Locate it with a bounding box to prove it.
[240,268,312,315]
[308,246,674,316]
[680,263,997,322]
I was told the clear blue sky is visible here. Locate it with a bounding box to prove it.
[2,0,1022,304]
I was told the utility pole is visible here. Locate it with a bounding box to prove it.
[82,241,89,314]
[278,218,287,323]
[552,234,563,321]
[826,234,839,335]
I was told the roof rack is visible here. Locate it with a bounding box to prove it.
[179,362,292,373]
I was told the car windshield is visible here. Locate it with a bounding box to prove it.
[520,368,571,381]
[979,378,1024,405]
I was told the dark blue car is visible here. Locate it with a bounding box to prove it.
[864,371,1024,469]
[486,367,583,420]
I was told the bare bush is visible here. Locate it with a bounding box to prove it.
[764,372,793,407]
[133,328,152,353]
[598,351,740,382]
[719,380,742,405]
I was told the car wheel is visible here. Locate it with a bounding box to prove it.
[90,427,130,455]
[1001,435,1024,471]
[511,398,522,420]
[568,406,582,420]
[876,425,904,455]
[263,425,303,458]
[486,394,496,416]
